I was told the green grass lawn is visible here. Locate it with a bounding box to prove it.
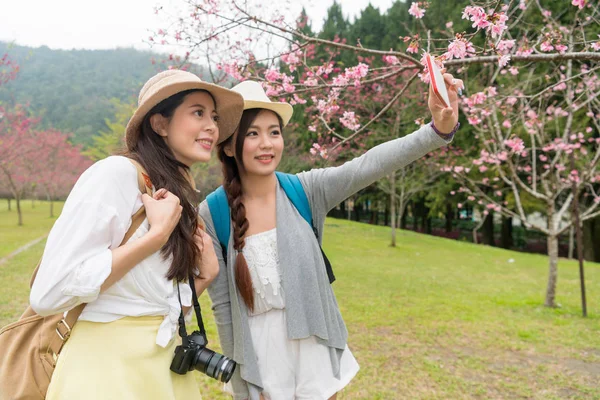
[1,203,598,399]
[0,199,64,258]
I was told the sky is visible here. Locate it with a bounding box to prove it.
[0,0,395,51]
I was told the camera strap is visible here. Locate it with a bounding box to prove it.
[175,276,207,346]
[188,274,206,335]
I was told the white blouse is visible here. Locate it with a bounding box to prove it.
[242,228,285,316]
[29,156,193,347]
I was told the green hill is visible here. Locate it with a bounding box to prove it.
[0,42,205,146]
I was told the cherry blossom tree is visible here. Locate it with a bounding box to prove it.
[32,130,92,217]
[151,0,600,307]
[0,106,40,225]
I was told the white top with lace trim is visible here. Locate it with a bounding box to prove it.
[242,228,285,316]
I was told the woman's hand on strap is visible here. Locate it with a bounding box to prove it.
[143,188,183,248]
[428,71,464,134]
[193,227,219,294]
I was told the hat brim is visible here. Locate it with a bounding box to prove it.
[125,81,244,149]
[243,100,293,127]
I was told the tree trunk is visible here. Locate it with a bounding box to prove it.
[400,206,408,229]
[419,202,427,232]
[411,202,418,231]
[445,203,453,233]
[583,217,599,262]
[594,218,600,263]
[500,216,513,249]
[16,192,23,226]
[545,234,559,308]
[482,211,495,246]
[7,197,11,211]
[568,225,574,259]
[390,174,396,247]
[353,202,361,222]
[369,200,376,224]
[384,203,389,227]
[347,199,352,220]
[472,215,486,244]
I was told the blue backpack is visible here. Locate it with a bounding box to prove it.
[206,171,335,284]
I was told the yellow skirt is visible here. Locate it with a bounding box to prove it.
[46,316,201,400]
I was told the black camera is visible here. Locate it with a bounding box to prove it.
[170,330,236,382]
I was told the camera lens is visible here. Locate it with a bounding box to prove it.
[216,356,236,382]
[193,347,237,383]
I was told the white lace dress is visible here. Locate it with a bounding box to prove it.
[240,228,360,400]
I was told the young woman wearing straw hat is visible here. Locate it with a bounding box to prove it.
[29,69,244,399]
[199,75,463,400]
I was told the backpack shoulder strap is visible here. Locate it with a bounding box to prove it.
[275,172,336,284]
[206,186,230,253]
[275,171,312,226]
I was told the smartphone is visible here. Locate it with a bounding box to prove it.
[425,53,450,108]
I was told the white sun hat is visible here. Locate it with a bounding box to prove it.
[230,81,294,127]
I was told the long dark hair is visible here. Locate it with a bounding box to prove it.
[125,89,211,282]
[217,108,283,311]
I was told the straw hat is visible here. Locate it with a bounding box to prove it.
[125,70,245,149]
[230,81,293,126]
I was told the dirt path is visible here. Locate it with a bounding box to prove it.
[0,235,48,266]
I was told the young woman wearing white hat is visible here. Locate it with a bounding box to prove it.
[199,75,464,400]
[29,70,244,399]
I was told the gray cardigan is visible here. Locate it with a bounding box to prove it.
[198,124,450,399]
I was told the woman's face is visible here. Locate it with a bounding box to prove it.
[152,91,219,166]
[236,109,284,178]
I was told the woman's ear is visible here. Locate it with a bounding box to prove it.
[223,142,234,157]
[223,133,237,157]
[150,114,169,137]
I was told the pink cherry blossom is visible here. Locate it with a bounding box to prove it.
[407,41,420,54]
[540,41,554,52]
[408,2,426,19]
[446,38,475,59]
[383,54,400,65]
[340,111,360,131]
[265,68,281,82]
[496,40,515,53]
[505,137,525,153]
[555,44,568,54]
[499,54,511,68]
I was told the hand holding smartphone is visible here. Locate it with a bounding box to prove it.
[425,53,451,108]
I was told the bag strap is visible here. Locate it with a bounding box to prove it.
[44,158,153,357]
[122,158,153,244]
